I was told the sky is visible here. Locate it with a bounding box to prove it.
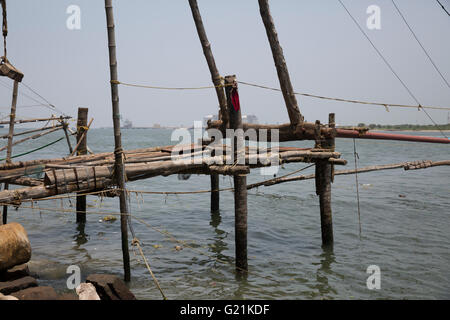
[0,0,449,128]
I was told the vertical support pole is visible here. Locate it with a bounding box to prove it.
[105,0,131,282]
[258,0,303,126]
[76,107,88,224]
[225,75,248,273]
[2,79,18,225]
[210,174,219,213]
[315,114,335,247]
[6,80,18,163]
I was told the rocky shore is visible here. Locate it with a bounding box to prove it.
[0,222,136,300]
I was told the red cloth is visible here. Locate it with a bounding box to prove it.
[231,88,240,112]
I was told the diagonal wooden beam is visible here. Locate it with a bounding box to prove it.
[188,0,228,128]
[258,0,303,125]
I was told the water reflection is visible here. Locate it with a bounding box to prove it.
[233,274,249,299]
[314,246,337,297]
[73,222,88,246]
[209,210,231,265]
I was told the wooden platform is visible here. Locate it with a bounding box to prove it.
[0,143,345,205]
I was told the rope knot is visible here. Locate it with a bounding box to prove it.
[131,237,140,246]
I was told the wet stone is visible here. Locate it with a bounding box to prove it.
[86,274,136,300]
[11,286,58,300]
[0,264,30,282]
[0,276,38,295]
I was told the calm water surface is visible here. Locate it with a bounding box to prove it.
[1,127,449,299]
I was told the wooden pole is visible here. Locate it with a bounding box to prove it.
[188,0,226,213]
[62,121,73,154]
[71,118,93,157]
[76,108,88,224]
[105,0,131,282]
[315,114,335,246]
[188,0,228,127]
[2,80,18,224]
[5,81,18,163]
[210,174,219,213]
[0,116,71,125]
[0,124,63,140]
[224,75,248,273]
[0,125,63,153]
[258,0,303,126]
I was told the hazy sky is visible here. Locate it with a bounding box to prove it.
[1,0,449,127]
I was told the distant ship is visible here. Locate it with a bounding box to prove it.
[121,118,132,129]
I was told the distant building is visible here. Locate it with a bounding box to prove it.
[152,123,161,129]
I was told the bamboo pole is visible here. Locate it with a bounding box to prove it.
[0,126,63,153]
[0,177,114,205]
[76,108,88,224]
[0,116,71,125]
[258,0,303,126]
[5,81,18,163]
[0,159,448,205]
[61,122,73,154]
[104,0,131,282]
[225,75,248,273]
[0,124,63,139]
[0,144,181,172]
[7,176,42,187]
[0,148,341,184]
[207,120,334,142]
[2,79,18,224]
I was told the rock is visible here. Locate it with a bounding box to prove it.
[86,274,136,300]
[0,223,32,272]
[0,264,30,281]
[0,292,19,300]
[0,276,38,295]
[11,286,58,300]
[76,283,100,300]
[58,293,79,300]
